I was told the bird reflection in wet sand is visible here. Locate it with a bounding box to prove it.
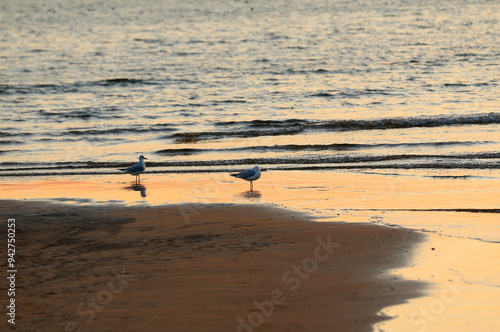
[124,182,147,198]
[238,190,262,199]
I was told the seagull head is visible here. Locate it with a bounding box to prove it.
[139,155,148,161]
[254,165,259,170]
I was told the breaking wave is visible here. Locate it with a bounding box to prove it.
[169,113,500,142]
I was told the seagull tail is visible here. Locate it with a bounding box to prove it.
[230,173,239,178]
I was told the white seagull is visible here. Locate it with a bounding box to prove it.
[230,166,261,191]
[121,155,148,182]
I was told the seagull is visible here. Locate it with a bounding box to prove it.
[120,155,148,182]
[230,166,261,191]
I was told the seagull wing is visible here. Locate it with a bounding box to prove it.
[234,168,256,179]
[124,163,145,173]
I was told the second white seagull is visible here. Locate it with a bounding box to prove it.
[230,165,261,191]
[121,155,148,182]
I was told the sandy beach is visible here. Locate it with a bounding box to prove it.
[1,171,500,331]
[1,200,425,332]
[2,0,499,330]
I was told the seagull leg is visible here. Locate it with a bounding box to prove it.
[250,181,253,191]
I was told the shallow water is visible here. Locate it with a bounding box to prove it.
[1,170,498,243]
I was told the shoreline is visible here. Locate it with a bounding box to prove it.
[1,200,425,331]
[1,171,498,243]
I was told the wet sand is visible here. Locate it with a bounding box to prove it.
[0,200,424,332]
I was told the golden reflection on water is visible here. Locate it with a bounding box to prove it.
[1,171,498,228]
[1,169,499,244]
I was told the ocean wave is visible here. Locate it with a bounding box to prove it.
[213,99,248,104]
[0,140,24,145]
[2,152,498,177]
[0,83,72,95]
[38,107,124,120]
[2,163,498,178]
[156,148,204,156]
[311,113,500,131]
[65,124,177,136]
[170,113,500,142]
[94,78,152,86]
[215,119,309,128]
[169,126,305,143]
[151,153,497,167]
[309,88,396,98]
[0,78,160,96]
[156,141,485,155]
